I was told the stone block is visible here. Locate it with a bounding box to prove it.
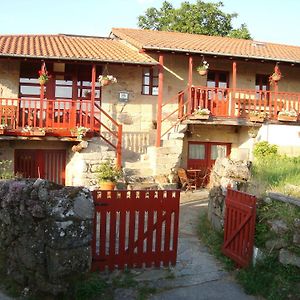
[267,219,289,235]
[279,249,300,268]
[265,238,288,250]
[46,246,92,279]
[293,233,300,246]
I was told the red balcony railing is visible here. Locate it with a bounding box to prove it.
[185,86,300,120]
[0,98,122,168]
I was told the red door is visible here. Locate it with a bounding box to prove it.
[187,142,231,186]
[14,149,66,185]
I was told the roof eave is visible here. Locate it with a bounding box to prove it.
[143,46,300,64]
[0,53,158,65]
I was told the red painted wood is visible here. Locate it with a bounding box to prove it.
[91,190,180,271]
[14,149,66,185]
[156,54,164,147]
[222,189,256,268]
[187,56,193,115]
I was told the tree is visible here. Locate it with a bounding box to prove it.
[138,1,251,39]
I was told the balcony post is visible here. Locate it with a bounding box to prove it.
[187,55,193,114]
[156,54,164,148]
[91,64,96,130]
[39,85,44,128]
[231,61,237,117]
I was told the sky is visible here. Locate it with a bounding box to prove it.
[0,0,300,46]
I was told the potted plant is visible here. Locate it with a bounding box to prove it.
[277,109,298,122]
[98,75,117,87]
[269,64,282,85]
[0,124,7,135]
[38,67,50,85]
[96,160,122,190]
[196,61,209,76]
[70,126,90,140]
[191,107,211,120]
[249,111,266,123]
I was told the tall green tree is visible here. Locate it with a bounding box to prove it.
[138,1,251,39]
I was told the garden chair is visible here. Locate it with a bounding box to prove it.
[177,168,197,192]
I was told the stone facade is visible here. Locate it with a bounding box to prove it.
[0,61,20,98]
[0,179,94,295]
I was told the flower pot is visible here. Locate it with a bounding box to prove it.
[190,114,210,120]
[0,128,5,135]
[99,181,116,190]
[249,115,265,123]
[271,73,281,82]
[278,115,298,122]
[198,70,207,76]
[100,79,110,86]
[39,78,47,85]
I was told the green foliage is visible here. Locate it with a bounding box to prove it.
[252,154,300,196]
[138,0,251,39]
[253,141,278,159]
[74,273,108,300]
[0,160,13,179]
[236,255,300,300]
[96,159,122,183]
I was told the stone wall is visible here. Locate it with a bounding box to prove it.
[207,157,251,231]
[0,179,94,295]
[0,61,20,98]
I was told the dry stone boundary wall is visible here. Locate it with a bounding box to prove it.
[0,179,94,295]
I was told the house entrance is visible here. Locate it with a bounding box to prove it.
[187,142,231,186]
[14,149,66,185]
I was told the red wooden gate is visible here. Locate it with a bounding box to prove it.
[222,189,256,268]
[91,190,180,271]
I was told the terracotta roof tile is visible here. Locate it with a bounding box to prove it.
[0,34,157,65]
[112,28,300,63]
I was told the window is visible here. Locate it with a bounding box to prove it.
[142,67,159,95]
[188,144,205,160]
[255,74,270,101]
[207,71,229,89]
[211,145,227,160]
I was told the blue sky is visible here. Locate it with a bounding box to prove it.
[1,0,299,46]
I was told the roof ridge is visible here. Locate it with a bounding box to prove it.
[0,33,112,40]
[112,27,300,50]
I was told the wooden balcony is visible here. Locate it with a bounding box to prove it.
[179,86,300,123]
[0,98,100,138]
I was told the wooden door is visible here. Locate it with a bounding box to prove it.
[187,142,231,186]
[14,149,66,185]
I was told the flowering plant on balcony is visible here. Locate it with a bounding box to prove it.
[278,109,298,117]
[71,126,90,140]
[269,64,282,85]
[196,61,209,76]
[98,75,117,87]
[195,107,210,115]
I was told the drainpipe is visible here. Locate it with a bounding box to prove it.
[156,54,164,147]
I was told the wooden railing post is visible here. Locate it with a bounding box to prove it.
[187,56,193,115]
[231,61,237,117]
[91,64,96,130]
[156,55,164,148]
[116,124,122,169]
[39,85,44,128]
[178,91,184,119]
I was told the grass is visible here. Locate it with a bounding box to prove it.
[252,155,300,197]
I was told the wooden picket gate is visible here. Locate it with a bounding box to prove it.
[222,189,257,268]
[91,190,180,271]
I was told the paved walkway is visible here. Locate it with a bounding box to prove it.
[127,190,256,300]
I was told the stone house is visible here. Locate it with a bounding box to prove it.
[1,28,300,188]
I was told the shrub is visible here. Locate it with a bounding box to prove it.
[253,141,278,159]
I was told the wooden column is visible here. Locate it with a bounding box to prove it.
[187,56,193,114]
[231,61,237,117]
[156,55,164,148]
[91,64,96,130]
[39,84,44,128]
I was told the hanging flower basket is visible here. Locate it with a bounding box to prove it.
[98,75,117,87]
[198,69,208,76]
[196,60,209,76]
